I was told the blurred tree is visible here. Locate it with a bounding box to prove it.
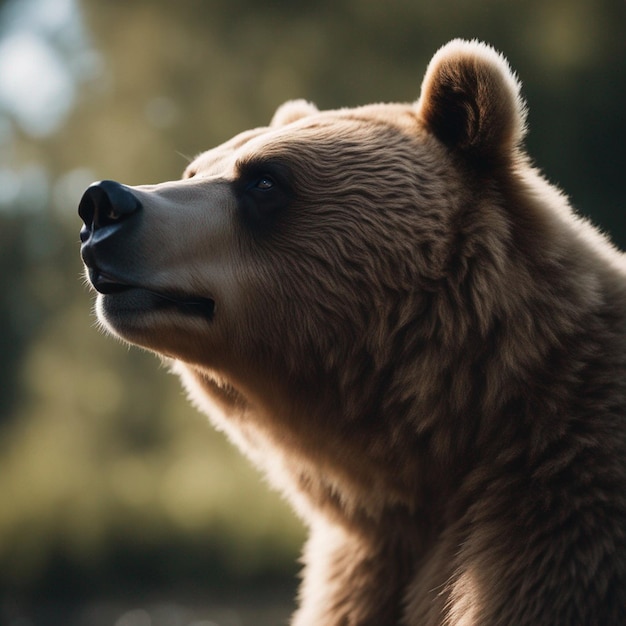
[0,215,32,421]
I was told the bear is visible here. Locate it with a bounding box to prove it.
[78,39,626,625]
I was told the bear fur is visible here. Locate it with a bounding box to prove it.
[79,40,626,625]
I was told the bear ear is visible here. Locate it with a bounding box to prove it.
[416,39,527,160]
[270,99,319,127]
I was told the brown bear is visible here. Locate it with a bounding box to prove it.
[78,40,626,625]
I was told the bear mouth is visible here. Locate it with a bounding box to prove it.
[90,269,216,320]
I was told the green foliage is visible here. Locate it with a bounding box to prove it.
[0,0,624,615]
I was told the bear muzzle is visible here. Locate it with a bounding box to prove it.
[78,180,216,320]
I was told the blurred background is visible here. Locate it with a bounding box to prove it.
[0,0,624,624]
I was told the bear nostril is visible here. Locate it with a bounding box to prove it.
[79,225,90,244]
[78,180,142,235]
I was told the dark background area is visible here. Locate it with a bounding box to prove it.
[0,0,624,624]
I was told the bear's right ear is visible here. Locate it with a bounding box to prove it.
[416,40,527,161]
[270,99,319,127]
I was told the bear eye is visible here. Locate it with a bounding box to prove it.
[254,176,275,191]
[235,160,293,230]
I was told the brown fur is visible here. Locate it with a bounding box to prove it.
[80,40,626,624]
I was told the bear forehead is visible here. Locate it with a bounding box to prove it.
[187,103,423,177]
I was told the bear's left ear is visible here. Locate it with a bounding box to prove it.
[416,40,527,161]
[270,99,319,127]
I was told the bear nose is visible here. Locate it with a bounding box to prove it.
[78,180,142,245]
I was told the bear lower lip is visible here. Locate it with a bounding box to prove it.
[149,291,216,319]
[89,269,215,319]
[91,270,134,294]
[101,285,215,320]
